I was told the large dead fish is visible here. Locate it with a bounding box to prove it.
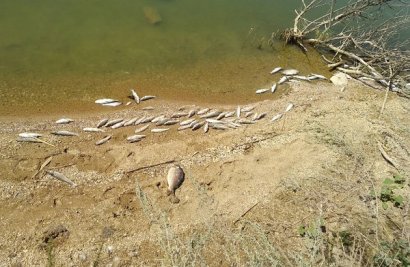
[56,118,74,124]
[52,131,79,136]
[46,170,77,187]
[96,135,112,145]
[166,165,185,203]
[131,89,140,103]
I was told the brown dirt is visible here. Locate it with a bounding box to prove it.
[0,79,409,266]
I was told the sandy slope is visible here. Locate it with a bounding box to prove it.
[0,79,409,266]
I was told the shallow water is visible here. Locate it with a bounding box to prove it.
[0,0,331,117]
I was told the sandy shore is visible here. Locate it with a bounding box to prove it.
[1,79,409,266]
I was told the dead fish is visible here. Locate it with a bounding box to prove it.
[252,112,267,121]
[102,101,122,107]
[17,136,43,143]
[46,170,76,187]
[111,121,125,129]
[271,83,277,93]
[282,69,299,76]
[155,118,170,126]
[127,134,146,143]
[197,108,209,115]
[256,88,269,94]
[236,106,241,118]
[140,95,156,101]
[210,124,228,130]
[244,111,254,118]
[142,106,154,110]
[171,112,188,118]
[200,111,221,118]
[166,165,185,203]
[96,135,112,145]
[97,118,108,128]
[204,122,209,133]
[241,106,255,112]
[141,116,155,123]
[151,128,169,133]
[225,111,235,118]
[188,110,196,118]
[105,118,123,127]
[152,115,166,123]
[95,98,118,104]
[178,125,191,131]
[124,117,139,126]
[52,131,79,136]
[216,112,227,120]
[135,116,146,125]
[19,132,42,138]
[189,120,197,127]
[180,118,195,126]
[164,119,179,126]
[83,127,104,132]
[285,103,294,112]
[278,76,289,84]
[226,121,241,129]
[270,67,282,74]
[293,75,310,81]
[135,124,150,133]
[271,113,283,122]
[205,118,222,124]
[192,122,205,131]
[236,119,255,125]
[310,73,326,80]
[56,118,74,124]
[131,89,140,103]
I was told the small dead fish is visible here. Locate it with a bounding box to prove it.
[56,118,74,124]
[102,101,122,107]
[188,110,196,118]
[285,103,294,112]
[278,76,289,84]
[151,128,169,133]
[124,117,139,126]
[83,127,105,132]
[19,132,42,138]
[155,118,170,126]
[52,131,79,136]
[205,118,222,124]
[270,67,282,74]
[256,88,269,94]
[244,111,254,118]
[178,125,191,131]
[225,111,235,118]
[180,118,195,126]
[95,98,118,104]
[17,136,43,143]
[111,121,125,129]
[135,124,150,133]
[310,73,326,80]
[142,106,154,110]
[189,120,197,127]
[241,106,255,112]
[140,95,156,101]
[200,111,221,118]
[96,118,108,128]
[127,134,146,143]
[271,113,283,122]
[271,83,277,93]
[293,75,310,81]
[135,116,146,125]
[282,69,299,76]
[131,89,140,103]
[96,135,112,145]
[253,112,267,121]
[141,116,155,124]
[236,119,255,125]
[197,108,210,115]
[192,122,205,131]
[236,106,241,118]
[167,165,185,203]
[46,170,76,187]
[216,112,227,120]
[171,112,188,118]
[125,101,132,106]
[204,122,209,133]
[164,119,179,126]
[105,119,123,127]
[210,124,228,130]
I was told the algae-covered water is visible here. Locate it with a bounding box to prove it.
[0,0,329,116]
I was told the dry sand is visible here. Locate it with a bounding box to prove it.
[0,79,409,266]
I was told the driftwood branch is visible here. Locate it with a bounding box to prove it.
[125,160,176,174]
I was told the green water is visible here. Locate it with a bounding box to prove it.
[0,0,328,116]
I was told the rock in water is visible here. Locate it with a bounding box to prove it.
[166,165,185,203]
[143,6,162,25]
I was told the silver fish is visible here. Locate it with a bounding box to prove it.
[244,111,254,118]
[171,112,188,118]
[46,170,76,187]
[225,111,235,118]
[256,88,269,94]
[205,118,222,124]
[236,106,241,118]
[204,122,209,133]
[111,121,125,129]
[210,124,228,130]
[17,137,43,143]
[282,69,299,76]
[285,103,294,112]
[96,135,112,145]
[197,108,209,115]
[164,119,180,126]
[135,116,146,125]
[252,112,267,121]
[19,132,42,138]
[56,118,74,124]
[216,112,227,120]
[52,131,79,136]
[278,76,289,84]
[102,101,122,107]
[271,83,277,93]
[151,128,169,133]
[180,118,195,126]
[241,106,255,112]
[83,127,104,132]
[152,115,165,123]
[131,89,140,103]
[270,67,282,74]
[141,116,155,124]
[236,119,255,125]
[166,165,185,203]
[124,117,139,126]
[271,113,283,122]
[95,98,118,104]
[140,95,156,101]
[200,111,221,118]
[125,101,132,106]
[293,75,310,81]
[127,134,146,143]
[105,119,123,127]
[97,118,108,128]
[192,122,205,131]
[188,110,196,118]
[310,73,326,80]
[178,125,191,131]
[155,118,170,126]
[135,124,150,133]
